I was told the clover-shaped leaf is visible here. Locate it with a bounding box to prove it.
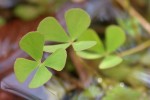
[75,25,126,69]
[39,8,96,55]
[14,32,67,88]
[77,29,105,59]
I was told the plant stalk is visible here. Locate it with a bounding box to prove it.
[68,46,91,87]
[118,40,150,57]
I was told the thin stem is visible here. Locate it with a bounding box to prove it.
[118,40,150,57]
[68,46,90,87]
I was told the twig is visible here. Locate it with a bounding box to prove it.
[115,0,150,35]
[118,40,150,57]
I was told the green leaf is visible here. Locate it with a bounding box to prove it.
[14,58,38,83]
[99,55,123,69]
[43,49,67,71]
[78,29,105,54]
[29,66,52,88]
[14,5,41,21]
[77,51,102,59]
[37,17,69,42]
[102,85,141,100]
[73,41,96,52]
[65,8,91,40]
[43,43,70,53]
[106,25,126,53]
[19,32,44,61]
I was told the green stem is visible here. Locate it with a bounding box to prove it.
[118,40,150,57]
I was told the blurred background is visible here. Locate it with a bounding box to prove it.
[1,0,150,100]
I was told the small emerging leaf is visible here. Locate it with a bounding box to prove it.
[29,66,52,88]
[44,43,70,53]
[37,17,69,42]
[65,8,91,40]
[106,25,126,53]
[19,32,44,61]
[99,55,123,69]
[14,58,38,83]
[72,41,96,52]
[43,49,67,71]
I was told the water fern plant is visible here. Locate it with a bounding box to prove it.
[14,8,126,88]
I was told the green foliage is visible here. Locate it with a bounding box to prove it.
[37,17,70,42]
[14,8,126,88]
[72,41,96,52]
[19,32,44,62]
[14,5,43,21]
[78,29,105,55]
[27,0,50,4]
[77,85,102,100]
[14,32,67,88]
[44,43,70,52]
[43,49,67,71]
[0,17,6,26]
[40,8,96,53]
[106,25,126,53]
[65,8,91,40]
[102,65,131,81]
[14,8,95,88]
[100,55,123,69]
[102,86,141,100]
[76,25,126,69]
[14,58,38,83]
[117,18,141,38]
[29,65,52,88]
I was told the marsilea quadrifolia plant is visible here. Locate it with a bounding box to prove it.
[14,8,126,88]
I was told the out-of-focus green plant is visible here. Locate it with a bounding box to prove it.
[14,8,95,88]
[0,17,6,26]
[78,25,126,69]
[14,8,126,88]
[13,5,45,21]
[77,85,102,100]
[117,17,141,38]
[102,85,141,100]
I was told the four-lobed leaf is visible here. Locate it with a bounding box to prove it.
[15,32,67,88]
